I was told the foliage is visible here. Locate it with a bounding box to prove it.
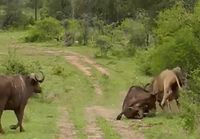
[0,49,42,75]
[63,19,82,46]
[47,0,72,20]
[25,17,63,42]
[39,7,49,19]
[144,4,200,75]
[187,68,200,102]
[1,2,32,29]
[110,19,147,57]
[135,49,152,75]
[80,14,90,45]
[52,64,68,77]
[95,35,112,57]
[154,4,190,43]
[0,49,28,74]
[120,19,147,48]
[180,91,200,132]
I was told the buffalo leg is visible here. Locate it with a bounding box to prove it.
[0,110,4,134]
[10,109,20,130]
[18,105,25,132]
[0,98,8,134]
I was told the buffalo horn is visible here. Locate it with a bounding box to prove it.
[35,71,45,83]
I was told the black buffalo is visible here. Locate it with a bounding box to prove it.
[0,72,44,133]
[116,86,156,120]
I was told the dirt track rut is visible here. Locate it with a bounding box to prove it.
[57,107,77,139]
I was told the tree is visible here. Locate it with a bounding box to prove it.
[47,0,72,20]
[1,0,28,28]
[149,4,200,74]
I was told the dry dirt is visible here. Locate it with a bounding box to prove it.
[57,107,77,139]
[86,106,145,139]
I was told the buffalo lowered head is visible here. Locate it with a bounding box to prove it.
[28,71,45,93]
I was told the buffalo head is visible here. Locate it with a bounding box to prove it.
[28,71,45,93]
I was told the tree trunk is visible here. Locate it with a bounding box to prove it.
[34,0,38,21]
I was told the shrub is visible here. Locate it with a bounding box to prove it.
[52,64,68,77]
[0,49,42,75]
[0,4,32,29]
[135,49,152,75]
[109,29,127,57]
[150,28,200,74]
[95,35,112,57]
[40,7,49,20]
[26,60,42,73]
[119,18,147,48]
[145,4,200,75]
[25,17,63,42]
[0,49,28,75]
[180,91,200,133]
[187,68,200,103]
[63,19,82,46]
[80,15,90,45]
[2,11,32,29]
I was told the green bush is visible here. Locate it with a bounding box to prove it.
[187,68,200,102]
[119,18,146,48]
[25,17,63,42]
[150,28,200,74]
[63,19,82,46]
[1,7,32,29]
[0,50,42,75]
[0,50,28,75]
[95,35,112,57]
[143,4,200,75]
[109,29,127,57]
[80,15,90,45]
[104,18,147,57]
[180,91,200,132]
[52,64,68,77]
[135,49,152,75]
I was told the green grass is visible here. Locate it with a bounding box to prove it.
[2,99,57,139]
[134,113,198,139]
[97,117,121,139]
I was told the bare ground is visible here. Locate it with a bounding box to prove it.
[85,107,104,139]
[57,107,77,139]
[87,106,145,139]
